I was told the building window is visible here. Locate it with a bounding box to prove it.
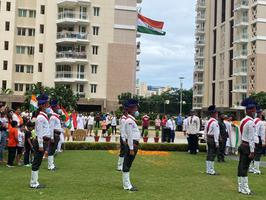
[14,83,23,92]
[2,80,7,90]
[29,10,36,18]
[92,26,99,35]
[39,44,43,53]
[17,27,26,36]
[28,28,35,36]
[91,65,98,74]
[93,7,100,16]
[6,2,11,11]
[92,46,99,55]
[16,46,26,54]
[40,5,45,14]
[26,65,34,73]
[28,46,34,55]
[40,24,44,34]
[38,63,43,72]
[90,84,97,93]
[3,60,8,70]
[4,41,9,50]
[221,0,226,22]
[18,9,27,17]
[5,21,10,31]
[25,84,32,91]
[214,0,217,27]
[15,65,24,73]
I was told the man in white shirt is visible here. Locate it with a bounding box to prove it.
[122,99,140,192]
[117,109,127,171]
[204,105,220,175]
[87,112,94,136]
[237,98,257,195]
[249,106,265,174]
[77,113,85,129]
[30,94,51,189]
[186,110,200,154]
[48,99,64,171]
[166,116,176,143]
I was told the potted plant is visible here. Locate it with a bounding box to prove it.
[143,129,149,143]
[94,128,100,142]
[154,130,160,143]
[106,128,112,142]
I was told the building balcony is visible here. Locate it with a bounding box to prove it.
[196,0,206,10]
[194,64,204,72]
[196,14,205,22]
[233,66,247,76]
[195,53,204,59]
[233,50,248,59]
[194,77,204,85]
[234,17,249,27]
[57,11,90,24]
[193,90,204,97]
[234,34,249,43]
[57,0,91,6]
[74,92,86,98]
[56,32,89,44]
[55,51,88,63]
[136,60,140,71]
[195,27,205,35]
[54,71,88,83]
[193,102,203,109]
[195,40,205,46]
[232,84,247,93]
[234,0,249,11]
[137,0,143,3]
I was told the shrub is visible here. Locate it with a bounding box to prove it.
[107,128,112,136]
[155,130,160,137]
[144,129,149,137]
[94,128,99,136]
[64,142,207,152]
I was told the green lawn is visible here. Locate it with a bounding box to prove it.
[0,151,266,200]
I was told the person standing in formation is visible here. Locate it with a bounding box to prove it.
[224,115,232,155]
[30,94,51,189]
[217,113,228,162]
[237,98,256,195]
[117,107,127,171]
[204,105,220,175]
[122,99,140,192]
[166,116,176,143]
[87,112,94,136]
[48,100,64,171]
[185,110,200,154]
[249,106,265,175]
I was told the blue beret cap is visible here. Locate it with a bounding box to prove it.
[208,105,217,113]
[125,99,139,108]
[50,99,58,107]
[241,98,257,109]
[37,94,49,105]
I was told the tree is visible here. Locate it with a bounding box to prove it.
[250,92,266,109]
[24,83,79,110]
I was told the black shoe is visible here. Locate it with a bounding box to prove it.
[30,184,46,189]
[127,187,138,192]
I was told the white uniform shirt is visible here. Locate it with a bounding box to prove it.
[254,118,266,145]
[166,119,176,131]
[240,116,255,153]
[111,116,117,126]
[87,116,94,126]
[35,111,51,148]
[186,115,200,135]
[77,115,85,129]
[49,113,64,140]
[125,114,141,150]
[120,115,127,142]
[183,118,188,132]
[204,117,220,144]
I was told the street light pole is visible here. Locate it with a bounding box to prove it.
[179,77,184,115]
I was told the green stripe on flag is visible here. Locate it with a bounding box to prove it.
[137,26,166,36]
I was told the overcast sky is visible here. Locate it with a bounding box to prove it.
[137,0,195,89]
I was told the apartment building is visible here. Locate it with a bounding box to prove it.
[0,0,142,112]
[193,0,266,114]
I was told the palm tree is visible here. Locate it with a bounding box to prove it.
[0,88,13,95]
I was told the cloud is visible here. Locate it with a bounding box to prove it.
[137,0,195,89]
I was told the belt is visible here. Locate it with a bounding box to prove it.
[207,135,214,138]
[242,141,249,146]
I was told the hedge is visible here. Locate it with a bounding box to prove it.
[64,142,207,152]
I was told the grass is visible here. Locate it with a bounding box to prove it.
[0,151,266,200]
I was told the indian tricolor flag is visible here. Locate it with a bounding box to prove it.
[137,14,166,36]
[30,95,38,111]
[60,106,72,129]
